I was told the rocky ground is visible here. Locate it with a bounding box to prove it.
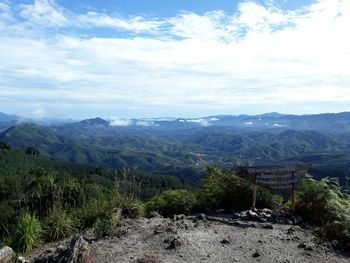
[25,210,350,263]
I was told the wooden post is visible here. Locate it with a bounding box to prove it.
[252,174,257,210]
[291,172,296,215]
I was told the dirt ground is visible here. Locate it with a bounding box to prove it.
[85,216,349,263]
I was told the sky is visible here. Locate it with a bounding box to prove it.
[0,0,349,119]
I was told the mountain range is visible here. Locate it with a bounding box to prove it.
[1,111,350,186]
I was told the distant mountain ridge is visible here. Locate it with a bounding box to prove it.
[2,111,350,132]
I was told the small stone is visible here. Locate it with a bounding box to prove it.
[56,245,67,253]
[198,214,207,221]
[271,211,281,218]
[262,224,274,229]
[259,218,267,223]
[232,212,241,219]
[0,246,13,263]
[166,237,182,250]
[287,227,295,235]
[262,208,273,214]
[252,251,261,258]
[286,219,294,225]
[298,243,306,248]
[220,239,231,244]
[305,245,314,251]
[16,256,30,263]
[46,247,55,253]
[248,210,259,221]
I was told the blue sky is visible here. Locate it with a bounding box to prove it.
[0,0,349,119]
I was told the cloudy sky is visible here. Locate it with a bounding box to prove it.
[0,0,349,119]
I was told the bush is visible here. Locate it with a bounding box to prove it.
[196,167,282,211]
[146,189,196,217]
[71,199,111,230]
[297,176,350,248]
[13,213,42,252]
[123,199,145,218]
[93,216,118,238]
[43,207,74,241]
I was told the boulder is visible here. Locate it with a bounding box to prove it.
[197,214,207,221]
[34,235,92,263]
[16,257,30,263]
[0,246,13,263]
[166,237,182,250]
[174,214,186,221]
[247,210,259,221]
[271,210,281,218]
[57,235,90,263]
[232,212,241,219]
[261,208,272,214]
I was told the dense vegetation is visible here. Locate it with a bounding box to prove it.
[1,144,350,252]
[0,145,185,251]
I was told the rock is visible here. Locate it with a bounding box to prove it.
[166,237,182,250]
[55,235,91,263]
[305,245,314,251]
[0,246,13,263]
[286,219,294,225]
[215,209,225,214]
[296,216,303,224]
[262,224,274,229]
[16,257,30,263]
[240,210,249,219]
[220,239,231,245]
[232,212,241,219]
[137,255,159,263]
[271,211,281,218]
[287,227,296,235]
[300,222,312,230]
[261,208,272,214]
[197,214,207,221]
[46,248,55,253]
[259,218,267,223]
[260,212,271,219]
[252,250,261,258]
[247,210,259,221]
[174,214,186,221]
[56,245,68,253]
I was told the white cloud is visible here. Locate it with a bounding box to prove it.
[109,118,132,126]
[19,0,69,27]
[77,12,163,32]
[0,0,350,118]
[136,121,156,126]
[33,108,47,119]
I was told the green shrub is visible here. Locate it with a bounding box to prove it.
[71,199,111,230]
[146,210,161,218]
[123,199,145,218]
[146,189,196,217]
[297,176,350,248]
[196,167,282,211]
[43,207,75,241]
[93,218,114,237]
[13,213,42,252]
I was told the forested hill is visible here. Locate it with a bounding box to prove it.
[0,145,186,201]
[1,121,350,186]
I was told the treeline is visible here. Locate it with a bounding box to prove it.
[0,144,186,251]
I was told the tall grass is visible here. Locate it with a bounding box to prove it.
[43,207,75,241]
[13,212,42,252]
